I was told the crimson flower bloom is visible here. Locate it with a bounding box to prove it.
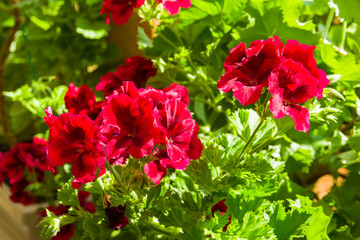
[159,0,191,15]
[100,93,160,160]
[9,178,34,205]
[96,56,156,97]
[141,87,202,184]
[44,107,106,188]
[100,0,145,25]
[217,37,283,105]
[105,203,129,230]
[65,83,104,120]
[268,59,319,132]
[282,40,329,99]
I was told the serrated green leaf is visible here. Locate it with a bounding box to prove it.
[82,217,100,240]
[38,210,61,239]
[269,202,311,240]
[57,182,79,207]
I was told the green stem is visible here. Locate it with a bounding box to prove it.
[158,33,178,49]
[340,21,347,51]
[146,222,178,238]
[240,118,265,157]
[104,160,127,192]
[248,136,274,154]
[322,8,335,40]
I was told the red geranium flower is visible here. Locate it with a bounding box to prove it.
[44,107,106,188]
[100,93,160,160]
[268,59,319,132]
[96,56,156,97]
[217,37,283,105]
[141,86,203,184]
[104,199,129,230]
[100,0,145,25]
[9,178,34,205]
[282,40,329,99]
[65,83,104,121]
[158,0,192,15]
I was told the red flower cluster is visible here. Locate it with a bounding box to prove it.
[99,81,203,184]
[44,108,106,189]
[158,0,191,15]
[0,137,49,205]
[96,56,156,97]
[217,37,329,132]
[45,59,201,187]
[65,83,104,120]
[101,0,191,25]
[100,0,145,25]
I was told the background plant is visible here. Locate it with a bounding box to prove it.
[1,0,360,239]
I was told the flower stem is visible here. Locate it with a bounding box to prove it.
[322,7,335,40]
[240,118,265,157]
[104,160,127,193]
[340,21,347,51]
[145,222,178,238]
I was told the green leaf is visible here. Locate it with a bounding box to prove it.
[334,0,360,25]
[349,128,360,152]
[306,206,331,240]
[230,109,276,149]
[75,18,109,39]
[286,148,313,175]
[236,211,274,239]
[236,0,319,44]
[57,182,79,207]
[82,217,100,240]
[30,15,51,31]
[137,26,153,50]
[269,202,311,240]
[38,210,61,239]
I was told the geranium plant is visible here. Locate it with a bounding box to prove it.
[1,0,360,239]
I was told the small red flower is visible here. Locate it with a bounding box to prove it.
[159,0,192,15]
[140,85,203,184]
[268,59,318,132]
[101,93,160,160]
[100,0,145,25]
[9,178,34,205]
[96,56,156,97]
[64,83,104,120]
[105,203,129,230]
[282,40,329,99]
[217,37,283,105]
[44,107,106,188]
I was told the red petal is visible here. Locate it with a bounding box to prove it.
[144,160,167,184]
[285,104,310,132]
[232,81,263,105]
